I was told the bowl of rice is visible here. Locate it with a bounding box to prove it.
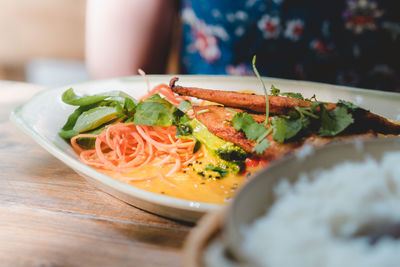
[185,137,400,267]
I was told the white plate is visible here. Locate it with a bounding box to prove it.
[10,75,400,222]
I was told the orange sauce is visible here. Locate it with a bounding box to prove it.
[102,147,265,204]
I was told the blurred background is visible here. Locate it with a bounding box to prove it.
[0,0,88,86]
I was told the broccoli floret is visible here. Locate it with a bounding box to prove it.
[187,119,248,176]
[216,143,250,162]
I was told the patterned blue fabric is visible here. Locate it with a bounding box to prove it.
[180,0,400,91]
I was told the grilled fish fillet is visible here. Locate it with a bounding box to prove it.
[193,105,376,160]
[171,77,400,135]
[170,77,336,113]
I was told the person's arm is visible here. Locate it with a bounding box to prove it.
[85,0,177,79]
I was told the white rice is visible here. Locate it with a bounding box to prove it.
[295,143,314,160]
[241,151,400,267]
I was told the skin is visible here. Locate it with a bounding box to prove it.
[85,0,177,79]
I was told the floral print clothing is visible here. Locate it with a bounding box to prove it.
[180,0,400,92]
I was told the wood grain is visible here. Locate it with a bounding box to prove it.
[0,82,193,266]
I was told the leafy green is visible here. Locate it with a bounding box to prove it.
[252,139,270,154]
[337,100,363,112]
[281,92,304,100]
[59,88,140,139]
[124,97,137,112]
[246,123,269,141]
[61,106,88,131]
[252,56,269,123]
[133,94,176,126]
[269,84,304,100]
[61,88,134,106]
[318,105,354,137]
[270,84,280,96]
[230,111,270,153]
[73,106,118,133]
[231,112,255,132]
[295,106,320,119]
[58,129,80,139]
[225,55,272,155]
[205,164,229,178]
[175,116,192,137]
[172,103,193,138]
[268,98,361,142]
[271,116,309,142]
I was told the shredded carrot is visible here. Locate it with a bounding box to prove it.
[72,83,201,180]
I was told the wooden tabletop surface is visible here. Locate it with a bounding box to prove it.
[0,81,194,266]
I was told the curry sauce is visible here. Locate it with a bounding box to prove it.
[102,147,265,204]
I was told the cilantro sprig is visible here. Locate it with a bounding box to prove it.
[271,100,359,142]
[270,84,304,100]
[229,56,272,155]
[252,56,269,123]
[318,104,354,137]
[231,67,361,149]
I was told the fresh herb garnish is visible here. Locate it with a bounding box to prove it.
[337,100,363,112]
[252,139,270,154]
[252,56,269,123]
[270,100,357,142]
[318,104,354,137]
[230,112,270,154]
[270,84,304,100]
[270,84,280,96]
[133,94,176,127]
[282,92,305,100]
[229,56,271,155]
[204,164,229,178]
[271,115,309,142]
[231,112,258,138]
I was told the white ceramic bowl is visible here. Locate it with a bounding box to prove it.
[224,137,400,262]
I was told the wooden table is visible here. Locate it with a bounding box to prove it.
[0,81,193,266]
